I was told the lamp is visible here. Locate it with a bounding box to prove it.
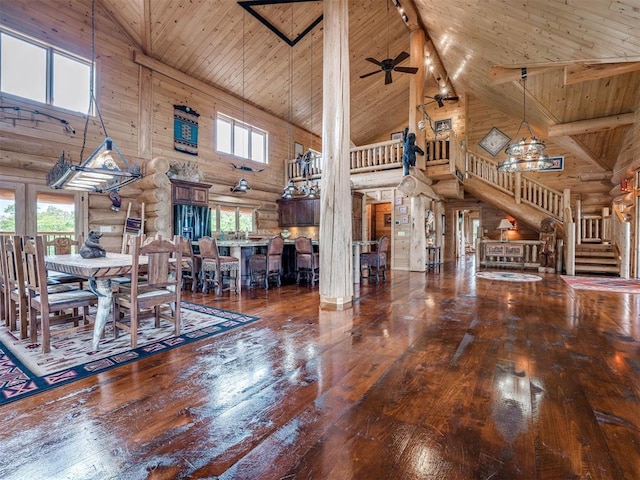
[230,177,251,193]
[47,138,141,192]
[497,218,513,242]
[46,0,141,193]
[497,68,554,173]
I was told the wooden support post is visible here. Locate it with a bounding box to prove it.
[319,0,352,307]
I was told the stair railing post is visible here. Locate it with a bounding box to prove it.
[514,172,522,204]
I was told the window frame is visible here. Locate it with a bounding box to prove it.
[210,204,256,235]
[0,28,93,114]
[215,113,268,164]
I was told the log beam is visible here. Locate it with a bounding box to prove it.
[564,62,640,85]
[548,113,635,137]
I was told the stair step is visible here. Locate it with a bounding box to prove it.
[575,265,620,273]
[575,258,619,265]
[575,251,617,258]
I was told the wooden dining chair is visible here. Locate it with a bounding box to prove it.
[360,236,390,283]
[22,236,98,353]
[1,235,28,337]
[180,237,199,292]
[0,235,8,327]
[44,235,86,287]
[198,236,239,295]
[294,236,319,286]
[112,235,182,348]
[248,235,285,289]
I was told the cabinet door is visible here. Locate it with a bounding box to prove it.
[192,186,209,205]
[295,200,315,225]
[173,184,192,203]
[278,200,296,226]
[352,193,363,241]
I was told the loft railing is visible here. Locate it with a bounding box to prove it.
[286,135,460,182]
[466,151,569,221]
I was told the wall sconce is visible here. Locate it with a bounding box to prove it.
[46,137,142,193]
[230,177,251,193]
[497,218,514,242]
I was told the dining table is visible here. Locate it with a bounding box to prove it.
[44,253,148,352]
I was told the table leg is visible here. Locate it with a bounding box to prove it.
[230,245,242,294]
[92,278,113,351]
[353,243,361,284]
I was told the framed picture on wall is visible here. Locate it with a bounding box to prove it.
[479,127,511,157]
[384,213,392,226]
[545,156,564,171]
[401,215,409,224]
[294,142,304,157]
[391,131,403,141]
[398,205,408,214]
[434,118,452,133]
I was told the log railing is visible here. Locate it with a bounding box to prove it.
[466,151,569,221]
[286,135,461,182]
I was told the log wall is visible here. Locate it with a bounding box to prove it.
[0,0,319,248]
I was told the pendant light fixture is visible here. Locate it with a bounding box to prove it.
[497,68,553,173]
[46,0,141,193]
[231,9,251,194]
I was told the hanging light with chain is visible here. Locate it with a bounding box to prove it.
[497,68,554,173]
[46,0,141,192]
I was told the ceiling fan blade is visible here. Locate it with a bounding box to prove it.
[394,66,418,74]
[385,71,393,85]
[365,57,383,66]
[436,98,445,107]
[445,96,460,101]
[391,51,410,67]
[360,70,383,79]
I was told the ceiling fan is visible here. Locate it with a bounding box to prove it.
[424,93,460,108]
[360,51,418,85]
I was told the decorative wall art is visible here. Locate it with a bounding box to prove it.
[294,142,304,158]
[174,105,200,155]
[479,127,511,157]
[391,131,403,140]
[434,118,452,133]
[545,156,564,171]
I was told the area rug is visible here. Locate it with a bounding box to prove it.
[0,301,259,406]
[562,275,640,294]
[476,271,542,282]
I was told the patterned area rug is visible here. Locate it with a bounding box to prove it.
[562,275,640,293]
[476,271,543,282]
[0,301,259,406]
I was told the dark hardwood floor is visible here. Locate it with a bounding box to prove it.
[1,256,639,479]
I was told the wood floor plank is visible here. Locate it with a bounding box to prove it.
[1,258,639,479]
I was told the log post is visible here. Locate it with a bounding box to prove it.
[319,0,352,307]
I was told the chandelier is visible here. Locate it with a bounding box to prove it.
[497,68,553,173]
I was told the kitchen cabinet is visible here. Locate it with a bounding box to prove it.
[277,198,319,226]
[170,179,212,206]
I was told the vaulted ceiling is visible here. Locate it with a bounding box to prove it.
[99,0,640,170]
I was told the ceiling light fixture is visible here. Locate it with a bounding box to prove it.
[46,0,141,193]
[230,177,251,193]
[497,68,553,173]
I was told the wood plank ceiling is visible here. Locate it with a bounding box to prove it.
[99,0,640,170]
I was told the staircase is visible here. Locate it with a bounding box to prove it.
[574,244,619,275]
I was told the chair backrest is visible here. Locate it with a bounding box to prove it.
[294,236,313,255]
[21,236,50,303]
[268,235,285,256]
[45,235,82,255]
[378,236,390,256]
[197,236,220,261]
[2,235,24,296]
[122,233,147,254]
[181,236,196,263]
[131,235,182,296]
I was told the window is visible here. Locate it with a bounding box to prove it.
[0,29,91,114]
[0,189,16,234]
[216,114,268,163]
[211,204,255,234]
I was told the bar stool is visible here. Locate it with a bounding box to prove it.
[198,236,239,295]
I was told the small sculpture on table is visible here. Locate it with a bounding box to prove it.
[79,230,107,259]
